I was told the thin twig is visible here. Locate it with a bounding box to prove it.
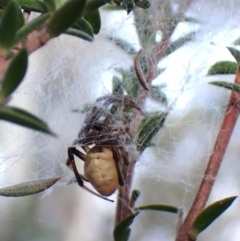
[176,66,240,241]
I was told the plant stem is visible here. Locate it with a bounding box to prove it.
[176,66,240,241]
[114,16,174,225]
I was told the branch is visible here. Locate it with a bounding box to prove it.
[176,66,240,241]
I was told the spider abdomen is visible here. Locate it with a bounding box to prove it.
[84,147,119,196]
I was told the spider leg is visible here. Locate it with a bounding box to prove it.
[78,106,106,137]
[67,147,113,202]
[118,147,129,166]
[75,133,121,146]
[66,147,89,182]
[97,95,142,113]
[112,147,125,186]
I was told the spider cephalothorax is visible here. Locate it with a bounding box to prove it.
[66,95,141,202]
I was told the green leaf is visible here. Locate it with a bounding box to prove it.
[112,76,124,95]
[187,196,237,240]
[227,47,240,63]
[115,68,140,100]
[233,36,240,46]
[108,36,137,55]
[0,106,55,135]
[83,0,110,13]
[71,17,94,39]
[113,212,139,241]
[84,9,101,34]
[209,81,240,93]
[17,0,48,12]
[164,31,195,58]
[0,0,9,7]
[134,0,150,9]
[182,16,199,23]
[137,112,167,152]
[0,0,24,52]
[64,28,93,41]
[207,61,238,75]
[72,103,94,114]
[43,0,56,13]
[151,86,168,105]
[134,204,178,213]
[0,49,28,98]
[130,190,140,204]
[0,177,61,197]
[15,13,50,43]
[46,0,86,37]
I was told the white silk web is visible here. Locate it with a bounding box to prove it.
[0,1,240,241]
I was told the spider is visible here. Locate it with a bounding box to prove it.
[66,95,141,202]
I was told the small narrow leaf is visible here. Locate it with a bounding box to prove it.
[134,0,150,9]
[209,81,240,93]
[108,36,137,55]
[17,0,48,12]
[0,177,61,197]
[134,204,178,213]
[72,103,94,114]
[0,49,28,98]
[233,36,240,46]
[43,0,56,13]
[46,0,86,37]
[227,47,240,63]
[84,9,101,34]
[15,13,50,44]
[182,16,199,23]
[187,196,237,240]
[0,1,24,52]
[83,0,110,14]
[112,76,124,95]
[137,112,167,152]
[207,61,237,75]
[115,68,140,100]
[130,190,140,204]
[72,17,94,38]
[113,212,139,241]
[0,106,54,135]
[151,86,168,105]
[64,28,93,42]
[164,32,196,58]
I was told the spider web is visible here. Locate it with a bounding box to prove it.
[1,1,240,241]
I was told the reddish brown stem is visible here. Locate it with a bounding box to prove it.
[176,67,240,241]
[115,160,136,225]
[115,22,174,225]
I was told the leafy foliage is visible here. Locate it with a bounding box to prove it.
[0,0,141,132]
[0,49,28,98]
[0,106,54,134]
[110,0,150,13]
[207,61,237,75]
[113,203,178,241]
[0,2,236,241]
[114,212,139,241]
[187,196,237,240]
[227,46,240,64]
[209,81,240,93]
[45,0,86,38]
[0,0,24,54]
[134,204,178,213]
[137,112,167,152]
[0,177,61,196]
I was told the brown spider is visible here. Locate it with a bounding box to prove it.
[66,95,141,202]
